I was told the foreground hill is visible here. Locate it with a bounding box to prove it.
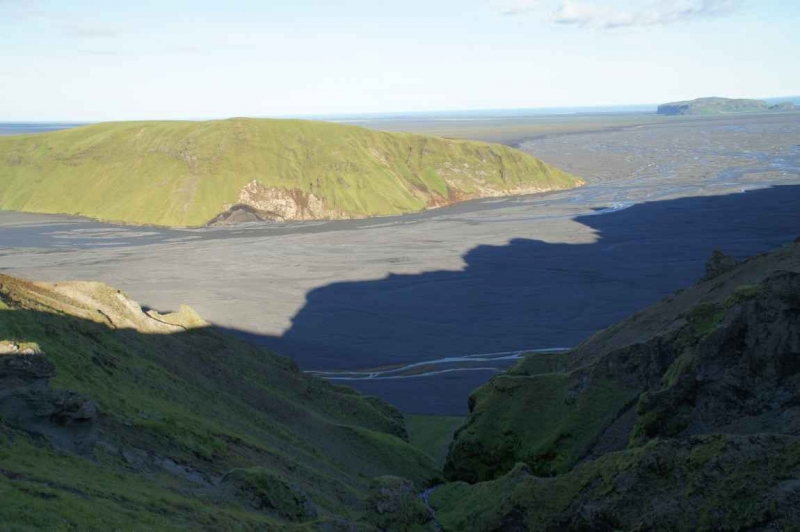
[0,119,580,227]
[0,275,438,529]
[4,241,798,530]
[432,241,800,530]
[657,96,796,116]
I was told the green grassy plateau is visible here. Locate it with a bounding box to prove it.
[0,275,437,530]
[0,118,581,227]
[657,96,796,116]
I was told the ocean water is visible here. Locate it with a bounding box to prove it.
[0,105,661,137]
[0,123,88,136]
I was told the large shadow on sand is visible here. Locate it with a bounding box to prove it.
[249,185,800,414]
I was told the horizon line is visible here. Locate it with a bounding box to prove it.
[2,94,798,124]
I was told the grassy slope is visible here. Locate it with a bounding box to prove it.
[432,435,800,531]
[445,242,800,483]
[657,97,771,115]
[0,275,437,530]
[432,242,800,529]
[405,415,464,466]
[0,118,580,227]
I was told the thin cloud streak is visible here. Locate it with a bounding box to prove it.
[552,0,740,29]
[77,45,210,57]
[63,26,121,38]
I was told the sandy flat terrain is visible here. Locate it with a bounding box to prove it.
[1,113,799,414]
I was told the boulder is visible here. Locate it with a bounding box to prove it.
[363,476,433,531]
[702,249,738,281]
[220,467,318,522]
[0,352,97,454]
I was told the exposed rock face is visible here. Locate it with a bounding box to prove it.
[634,272,800,443]
[0,275,207,333]
[212,171,579,224]
[0,351,97,454]
[222,180,350,222]
[0,341,41,355]
[207,204,270,225]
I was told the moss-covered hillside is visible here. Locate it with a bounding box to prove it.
[656,96,796,116]
[433,241,800,530]
[0,274,438,530]
[0,119,581,227]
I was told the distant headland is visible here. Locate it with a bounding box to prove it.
[657,96,797,116]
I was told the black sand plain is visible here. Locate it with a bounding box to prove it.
[1,112,799,414]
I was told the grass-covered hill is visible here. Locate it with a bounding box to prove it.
[657,96,797,116]
[3,243,800,530]
[432,241,800,530]
[0,274,439,530]
[0,119,581,227]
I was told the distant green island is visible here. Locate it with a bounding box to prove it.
[657,96,797,116]
[0,118,581,227]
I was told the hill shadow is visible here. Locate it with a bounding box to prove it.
[242,184,800,413]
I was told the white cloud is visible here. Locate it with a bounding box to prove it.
[552,0,740,29]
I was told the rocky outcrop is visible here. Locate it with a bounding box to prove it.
[433,434,800,531]
[219,468,318,522]
[0,275,207,333]
[0,350,97,454]
[445,245,800,483]
[0,341,41,355]
[633,271,800,444]
[363,476,435,531]
[433,242,800,529]
[221,180,350,222]
[702,248,738,281]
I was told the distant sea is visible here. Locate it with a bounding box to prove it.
[0,123,89,136]
[2,97,797,135]
[0,106,656,137]
[314,104,660,124]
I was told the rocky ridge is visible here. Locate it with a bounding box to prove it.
[435,241,800,530]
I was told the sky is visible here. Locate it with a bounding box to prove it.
[1,0,798,121]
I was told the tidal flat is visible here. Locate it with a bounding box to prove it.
[1,112,799,414]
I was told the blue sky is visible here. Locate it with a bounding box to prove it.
[1,0,798,120]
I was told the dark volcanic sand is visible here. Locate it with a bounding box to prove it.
[1,113,799,414]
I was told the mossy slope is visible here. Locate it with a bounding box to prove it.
[0,274,438,530]
[0,119,581,227]
[433,242,800,530]
[445,243,800,482]
[433,434,800,531]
